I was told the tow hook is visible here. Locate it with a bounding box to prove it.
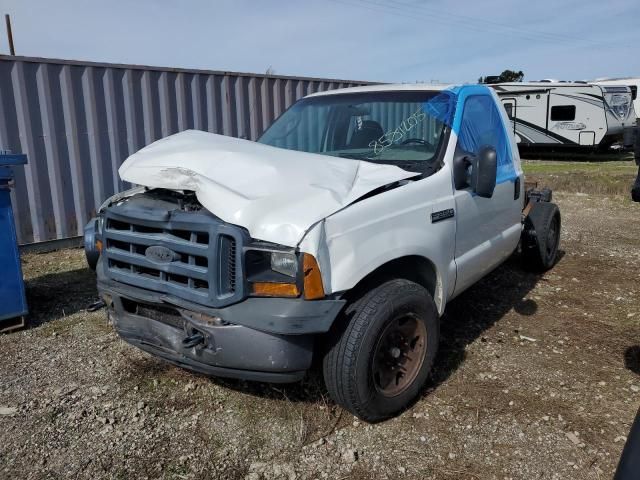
[182,331,205,349]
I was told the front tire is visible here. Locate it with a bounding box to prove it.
[322,279,439,422]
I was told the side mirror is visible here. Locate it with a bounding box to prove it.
[452,144,498,198]
[471,145,497,198]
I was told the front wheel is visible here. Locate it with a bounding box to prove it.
[322,279,439,422]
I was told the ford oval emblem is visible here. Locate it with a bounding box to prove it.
[145,245,180,263]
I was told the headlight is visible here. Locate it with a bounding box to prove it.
[270,252,298,277]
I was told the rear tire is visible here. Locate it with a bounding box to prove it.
[322,279,439,422]
[522,202,561,272]
[632,166,640,202]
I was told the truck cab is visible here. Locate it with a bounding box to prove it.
[87,84,561,421]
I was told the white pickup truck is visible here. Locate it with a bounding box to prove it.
[85,83,561,421]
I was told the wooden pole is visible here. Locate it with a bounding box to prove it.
[5,14,15,55]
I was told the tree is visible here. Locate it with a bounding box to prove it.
[479,70,524,84]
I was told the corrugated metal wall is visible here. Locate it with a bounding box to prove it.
[0,55,370,245]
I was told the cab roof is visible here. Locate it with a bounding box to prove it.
[306,83,457,98]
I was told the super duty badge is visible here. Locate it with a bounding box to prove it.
[431,208,455,223]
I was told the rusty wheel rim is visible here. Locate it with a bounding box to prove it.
[372,314,427,397]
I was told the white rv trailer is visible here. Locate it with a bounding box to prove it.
[490,82,636,150]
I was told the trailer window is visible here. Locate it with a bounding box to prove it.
[550,105,576,121]
[503,103,514,119]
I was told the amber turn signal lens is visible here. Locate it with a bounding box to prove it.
[96,239,103,253]
[303,253,325,300]
[252,282,300,298]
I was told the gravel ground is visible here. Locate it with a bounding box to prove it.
[1,189,639,480]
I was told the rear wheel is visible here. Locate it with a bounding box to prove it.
[522,202,561,271]
[322,279,439,422]
[632,166,640,202]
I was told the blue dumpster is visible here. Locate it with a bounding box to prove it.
[0,153,28,332]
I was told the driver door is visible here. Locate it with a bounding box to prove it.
[453,94,523,296]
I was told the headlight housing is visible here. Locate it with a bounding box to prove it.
[245,247,324,300]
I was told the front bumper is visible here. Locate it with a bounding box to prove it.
[98,266,345,383]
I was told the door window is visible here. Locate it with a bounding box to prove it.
[458,95,515,183]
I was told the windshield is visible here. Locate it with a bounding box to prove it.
[257,91,453,174]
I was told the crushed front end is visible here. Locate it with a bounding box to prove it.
[88,189,345,382]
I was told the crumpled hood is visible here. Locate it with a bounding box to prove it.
[118,130,416,247]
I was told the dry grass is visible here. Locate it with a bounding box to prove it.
[522,158,638,197]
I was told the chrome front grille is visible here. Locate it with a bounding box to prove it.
[102,202,245,308]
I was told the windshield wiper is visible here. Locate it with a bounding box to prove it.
[378,161,420,174]
[336,152,377,161]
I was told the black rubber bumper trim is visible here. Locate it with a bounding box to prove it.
[97,264,346,336]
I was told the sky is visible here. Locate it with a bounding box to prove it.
[1,0,638,84]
